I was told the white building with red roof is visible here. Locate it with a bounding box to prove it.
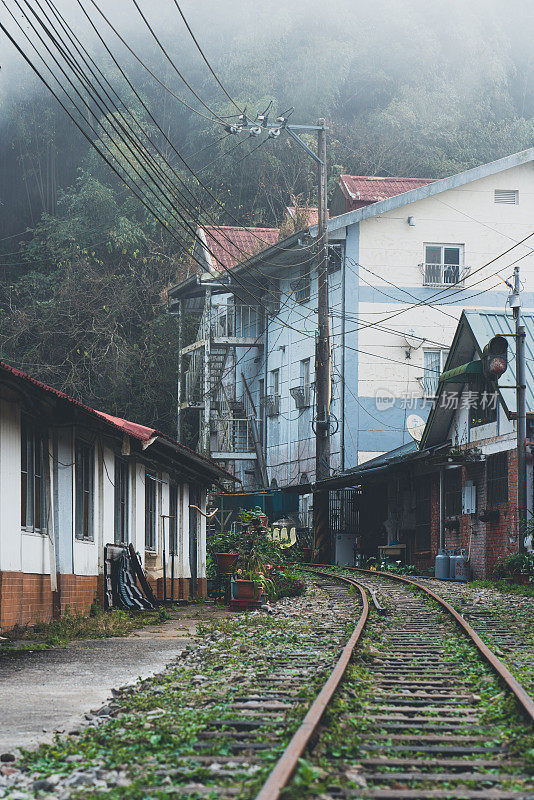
[170,150,534,562]
[331,175,438,215]
[0,360,230,630]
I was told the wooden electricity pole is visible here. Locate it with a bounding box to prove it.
[313,119,332,562]
[511,265,527,551]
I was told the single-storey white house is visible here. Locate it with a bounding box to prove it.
[0,360,230,631]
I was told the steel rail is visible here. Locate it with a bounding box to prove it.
[254,570,369,800]
[316,564,534,725]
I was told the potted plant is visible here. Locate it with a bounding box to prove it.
[234,510,274,601]
[208,527,241,576]
[234,568,274,600]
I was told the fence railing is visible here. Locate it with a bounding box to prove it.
[213,417,259,454]
[211,304,261,338]
[420,374,439,397]
[423,263,467,287]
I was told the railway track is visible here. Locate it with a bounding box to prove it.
[411,576,534,694]
[254,567,534,800]
[3,570,533,800]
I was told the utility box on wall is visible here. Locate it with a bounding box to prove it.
[462,482,476,514]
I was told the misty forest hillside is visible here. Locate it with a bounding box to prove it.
[1,0,534,434]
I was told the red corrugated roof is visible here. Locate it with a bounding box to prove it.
[339,175,437,203]
[0,359,230,477]
[200,225,279,271]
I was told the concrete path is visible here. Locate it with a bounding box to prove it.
[0,605,228,754]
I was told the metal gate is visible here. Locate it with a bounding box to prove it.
[329,489,360,535]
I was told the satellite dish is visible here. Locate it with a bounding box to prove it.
[404,328,424,350]
[406,414,426,442]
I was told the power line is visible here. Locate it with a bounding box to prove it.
[9,0,306,324]
[171,0,243,114]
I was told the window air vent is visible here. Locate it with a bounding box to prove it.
[494,189,518,205]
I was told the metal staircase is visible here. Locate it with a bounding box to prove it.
[178,297,265,485]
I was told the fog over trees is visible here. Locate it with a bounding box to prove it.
[1,0,533,432]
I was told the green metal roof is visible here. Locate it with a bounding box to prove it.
[462,309,534,415]
[421,308,534,448]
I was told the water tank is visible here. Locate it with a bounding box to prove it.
[449,550,458,580]
[455,550,470,582]
[435,549,450,580]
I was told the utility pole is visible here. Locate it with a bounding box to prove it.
[511,265,527,551]
[222,114,332,559]
[313,119,332,563]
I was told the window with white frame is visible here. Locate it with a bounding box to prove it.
[266,368,280,416]
[300,357,311,405]
[422,349,449,397]
[75,439,94,540]
[423,244,464,287]
[21,415,47,531]
[114,456,129,544]
[145,473,157,550]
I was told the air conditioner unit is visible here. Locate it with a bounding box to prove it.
[263,395,280,417]
[290,386,310,409]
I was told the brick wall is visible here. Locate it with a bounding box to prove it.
[146,577,206,601]
[148,577,190,602]
[424,449,519,580]
[0,572,99,631]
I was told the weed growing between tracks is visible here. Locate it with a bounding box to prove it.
[4,583,361,800]
[284,570,534,798]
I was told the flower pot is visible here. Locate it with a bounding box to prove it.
[214,553,238,574]
[235,579,261,600]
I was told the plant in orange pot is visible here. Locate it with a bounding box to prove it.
[234,510,274,601]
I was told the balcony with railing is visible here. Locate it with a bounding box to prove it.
[422,263,469,288]
[211,304,262,343]
[211,417,259,460]
[420,374,440,398]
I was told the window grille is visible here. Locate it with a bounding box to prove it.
[21,415,47,531]
[75,440,94,540]
[114,456,129,544]
[494,189,518,205]
[486,451,508,505]
[145,473,157,550]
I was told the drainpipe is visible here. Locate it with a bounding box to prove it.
[439,467,444,551]
[262,309,269,483]
[341,243,346,472]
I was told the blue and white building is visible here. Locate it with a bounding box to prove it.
[169,149,534,499]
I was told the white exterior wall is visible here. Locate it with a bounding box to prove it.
[180,483,191,578]
[345,162,534,465]
[0,398,22,572]
[0,403,201,583]
[264,264,343,487]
